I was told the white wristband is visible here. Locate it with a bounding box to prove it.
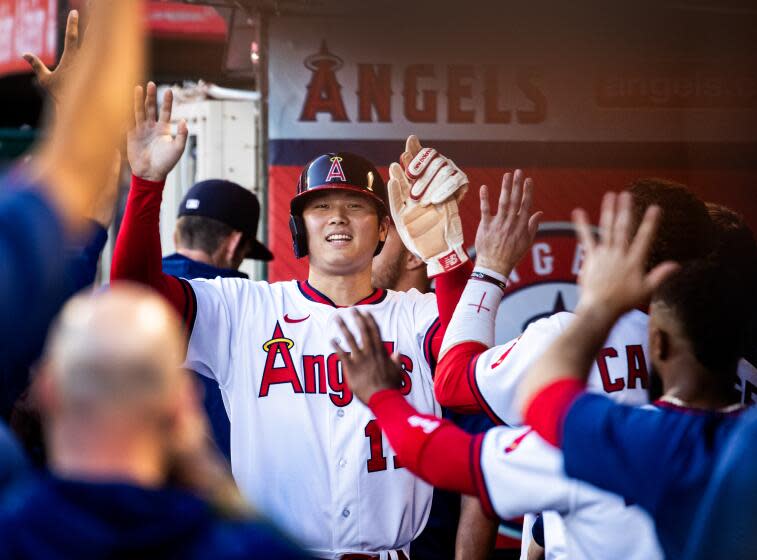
[440,271,504,356]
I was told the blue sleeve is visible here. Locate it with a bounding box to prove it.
[0,189,67,363]
[684,407,757,560]
[0,420,27,493]
[64,221,108,293]
[561,394,729,516]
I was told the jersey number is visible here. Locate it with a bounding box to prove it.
[364,420,404,473]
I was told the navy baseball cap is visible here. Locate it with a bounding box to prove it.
[178,179,273,261]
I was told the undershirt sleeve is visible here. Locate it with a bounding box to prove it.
[434,342,489,413]
[111,175,193,328]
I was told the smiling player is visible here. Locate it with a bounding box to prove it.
[110,83,482,559]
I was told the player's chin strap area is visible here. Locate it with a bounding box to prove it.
[338,549,409,560]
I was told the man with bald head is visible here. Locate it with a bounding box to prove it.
[0,286,306,559]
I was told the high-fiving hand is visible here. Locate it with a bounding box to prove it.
[24,10,80,104]
[388,135,470,276]
[331,311,404,405]
[127,82,188,182]
[474,169,542,277]
[572,191,679,319]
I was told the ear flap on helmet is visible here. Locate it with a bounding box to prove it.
[289,214,308,259]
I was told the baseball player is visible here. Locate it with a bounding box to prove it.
[337,176,668,560]
[519,193,748,559]
[431,178,714,558]
[110,85,477,558]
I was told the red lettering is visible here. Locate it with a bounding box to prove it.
[365,419,388,472]
[403,64,437,122]
[365,419,404,473]
[328,353,353,407]
[447,65,475,123]
[516,67,547,124]
[483,65,511,124]
[299,42,349,122]
[383,342,413,395]
[626,345,649,389]
[596,347,624,393]
[259,322,303,397]
[303,354,326,394]
[357,64,392,122]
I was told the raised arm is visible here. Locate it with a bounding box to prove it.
[111,83,190,319]
[435,170,541,412]
[0,1,142,361]
[27,1,143,235]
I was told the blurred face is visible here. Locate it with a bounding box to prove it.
[302,191,388,276]
[372,225,407,290]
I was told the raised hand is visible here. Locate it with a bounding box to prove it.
[331,311,404,404]
[127,82,188,182]
[28,0,144,234]
[572,191,679,318]
[474,170,542,277]
[387,135,469,276]
[23,10,80,104]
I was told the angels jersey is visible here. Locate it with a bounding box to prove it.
[471,310,651,426]
[450,305,656,559]
[478,426,662,560]
[185,278,441,559]
[473,310,756,426]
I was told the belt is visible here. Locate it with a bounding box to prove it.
[339,552,408,560]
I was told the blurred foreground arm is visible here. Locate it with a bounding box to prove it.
[0,1,142,359]
[27,0,144,234]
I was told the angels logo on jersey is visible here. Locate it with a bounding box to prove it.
[492,223,583,344]
[259,321,413,406]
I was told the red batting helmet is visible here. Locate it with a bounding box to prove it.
[289,152,389,258]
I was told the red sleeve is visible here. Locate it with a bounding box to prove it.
[111,175,193,325]
[429,259,473,362]
[523,378,585,447]
[369,389,487,501]
[435,259,473,328]
[434,342,488,413]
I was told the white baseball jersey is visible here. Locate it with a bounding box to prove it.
[478,425,662,560]
[184,278,441,559]
[444,279,659,560]
[472,310,651,427]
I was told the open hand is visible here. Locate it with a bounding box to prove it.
[331,311,404,404]
[127,82,188,182]
[573,191,679,318]
[24,10,80,104]
[474,170,542,277]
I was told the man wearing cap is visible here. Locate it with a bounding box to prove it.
[165,179,273,279]
[163,179,272,460]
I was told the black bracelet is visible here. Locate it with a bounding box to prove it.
[470,271,507,292]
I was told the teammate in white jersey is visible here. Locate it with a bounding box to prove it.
[111,85,479,558]
[433,178,715,559]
